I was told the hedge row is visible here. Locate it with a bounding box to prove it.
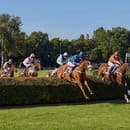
[0,77,129,106]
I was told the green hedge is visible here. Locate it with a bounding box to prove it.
[0,77,129,106]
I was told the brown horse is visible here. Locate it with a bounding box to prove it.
[55,59,94,100]
[98,63,108,79]
[0,64,17,77]
[19,59,41,77]
[98,63,130,103]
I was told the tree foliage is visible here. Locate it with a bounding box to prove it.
[0,14,130,67]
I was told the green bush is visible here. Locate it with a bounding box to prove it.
[0,77,129,106]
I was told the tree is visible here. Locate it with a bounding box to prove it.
[26,32,49,67]
[0,14,22,67]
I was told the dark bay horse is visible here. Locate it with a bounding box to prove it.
[19,59,41,77]
[98,63,130,103]
[0,64,17,77]
[55,59,94,100]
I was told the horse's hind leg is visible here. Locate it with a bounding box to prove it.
[124,94,130,103]
[122,86,130,103]
[84,80,93,95]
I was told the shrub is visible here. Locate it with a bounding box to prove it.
[0,77,129,106]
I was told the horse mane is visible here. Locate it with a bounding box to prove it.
[116,63,129,75]
[25,59,41,77]
[74,59,90,73]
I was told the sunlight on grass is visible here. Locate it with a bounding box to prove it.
[0,101,130,130]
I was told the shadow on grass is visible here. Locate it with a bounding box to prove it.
[0,99,127,110]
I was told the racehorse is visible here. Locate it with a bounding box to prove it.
[0,64,17,77]
[54,58,94,100]
[98,62,130,103]
[19,59,41,77]
[97,63,108,79]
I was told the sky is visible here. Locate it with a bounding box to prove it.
[0,0,130,40]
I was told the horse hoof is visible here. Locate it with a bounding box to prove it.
[90,92,94,95]
[102,77,104,80]
[124,94,130,103]
[85,96,89,100]
[126,100,130,103]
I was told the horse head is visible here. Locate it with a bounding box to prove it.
[34,59,41,70]
[115,63,129,75]
[78,59,92,72]
[114,63,129,86]
[26,59,41,77]
[6,64,17,77]
[98,63,108,78]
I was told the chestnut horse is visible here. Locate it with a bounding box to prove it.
[97,63,108,79]
[19,59,41,77]
[0,64,17,77]
[98,63,130,103]
[55,59,94,100]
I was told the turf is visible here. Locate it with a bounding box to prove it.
[0,100,130,130]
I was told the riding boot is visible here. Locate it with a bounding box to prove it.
[111,66,117,74]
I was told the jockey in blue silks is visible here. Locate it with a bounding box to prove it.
[64,52,86,74]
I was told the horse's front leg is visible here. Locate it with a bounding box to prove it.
[97,70,101,79]
[63,73,72,82]
[84,80,93,95]
[77,81,89,100]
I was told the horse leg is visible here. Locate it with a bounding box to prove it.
[122,87,130,103]
[84,80,93,95]
[97,69,102,79]
[50,68,57,77]
[62,73,72,82]
[77,81,89,100]
[97,72,100,79]
[124,94,130,103]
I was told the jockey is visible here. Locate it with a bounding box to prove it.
[64,52,87,74]
[56,52,68,66]
[50,52,69,77]
[22,53,36,75]
[3,59,13,73]
[106,51,123,78]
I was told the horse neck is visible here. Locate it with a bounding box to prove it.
[8,64,15,73]
[34,60,41,70]
[117,63,128,74]
[77,60,88,72]
[31,65,35,70]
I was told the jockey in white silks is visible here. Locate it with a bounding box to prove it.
[50,52,68,77]
[22,53,36,75]
[56,52,68,66]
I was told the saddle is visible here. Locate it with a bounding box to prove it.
[64,66,76,74]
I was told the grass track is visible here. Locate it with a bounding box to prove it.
[14,70,94,78]
[0,100,130,130]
